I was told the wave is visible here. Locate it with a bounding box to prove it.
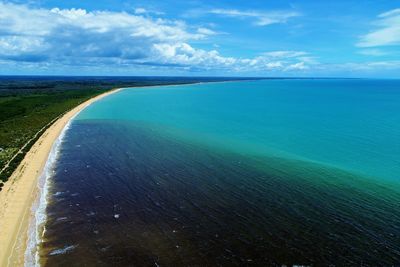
[24,116,76,267]
[48,245,77,256]
[22,88,120,267]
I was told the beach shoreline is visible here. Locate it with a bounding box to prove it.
[0,79,248,267]
[0,88,122,267]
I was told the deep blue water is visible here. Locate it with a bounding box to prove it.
[41,79,400,266]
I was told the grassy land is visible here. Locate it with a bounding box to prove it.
[0,76,247,190]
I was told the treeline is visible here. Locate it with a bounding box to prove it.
[0,76,248,190]
[0,84,112,190]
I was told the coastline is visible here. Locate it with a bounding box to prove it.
[0,79,245,267]
[0,88,123,267]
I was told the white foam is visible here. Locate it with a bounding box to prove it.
[24,107,89,267]
[24,118,73,267]
[55,217,68,222]
[24,91,122,267]
[52,191,64,197]
[48,245,76,256]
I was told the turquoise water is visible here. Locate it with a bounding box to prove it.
[41,79,400,266]
[80,79,400,183]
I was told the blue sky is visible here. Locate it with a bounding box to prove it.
[0,0,400,77]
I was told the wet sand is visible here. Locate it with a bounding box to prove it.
[0,88,122,267]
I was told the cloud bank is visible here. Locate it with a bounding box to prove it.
[2,2,399,76]
[0,2,310,74]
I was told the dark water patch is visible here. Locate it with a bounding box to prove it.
[41,120,400,266]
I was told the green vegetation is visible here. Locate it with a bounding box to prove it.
[0,76,245,190]
[0,88,108,188]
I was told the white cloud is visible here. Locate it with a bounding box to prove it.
[152,43,236,69]
[197,27,218,35]
[315,60,400,75]
[0,2,310,73]
[357,8,400,47]
[265,61,283,69]
[209,9,300,26]
[133,7,164,16]
[358,49,387,56]
[297,56,319,64]
[262,50,307,58]
[134,8,147,14]
[285,62,308,71]
[378,8,400,18]
[0,2,206,61]
[345,61,400,70]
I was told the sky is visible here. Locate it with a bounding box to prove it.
[0,0,400,77]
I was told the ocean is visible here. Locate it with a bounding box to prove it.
[36,79,400,266]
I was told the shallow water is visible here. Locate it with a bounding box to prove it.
[40,79,400,266]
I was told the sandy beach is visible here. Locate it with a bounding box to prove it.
[0,88,122,267]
